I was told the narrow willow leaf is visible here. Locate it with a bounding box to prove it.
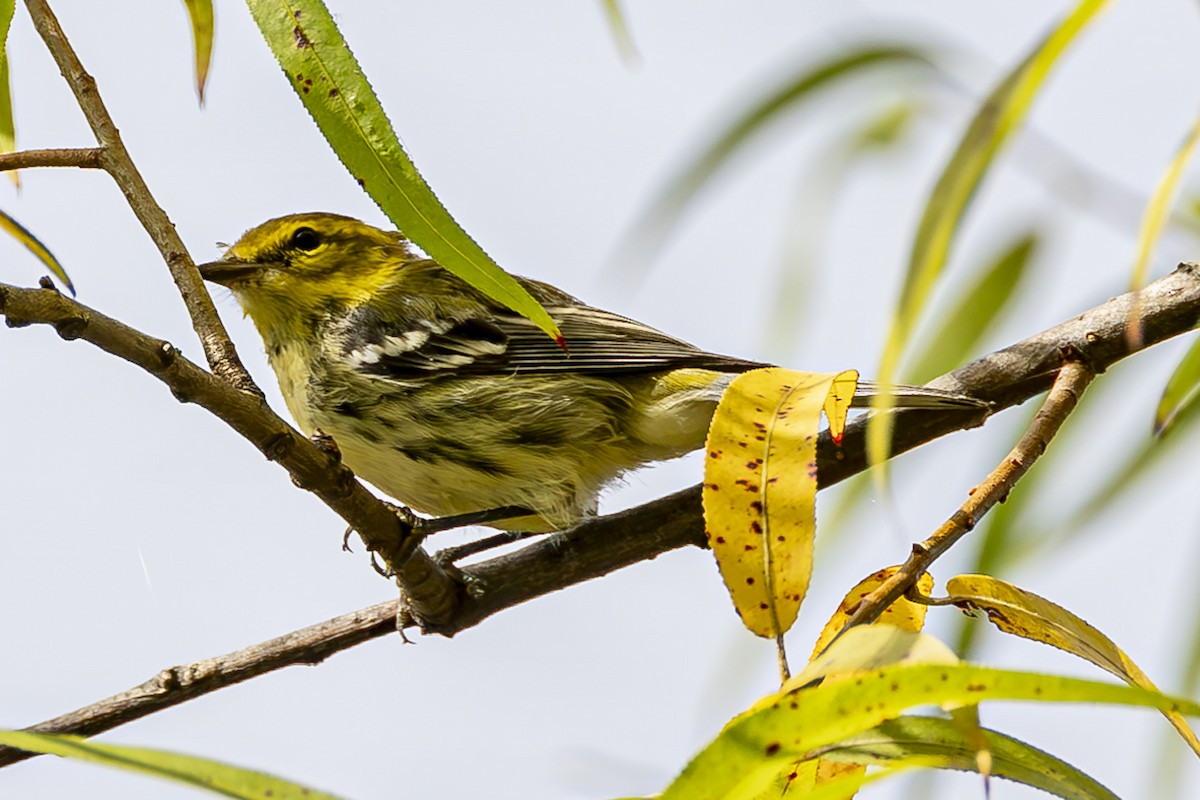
[181,0,214,104]
[244,0,561,342]
[658,662,1200,800]
[794,572,934,797]
[0,208,73,294]
[903,232,1039,384]
[869,0,1111,467]
[618,44,936,268]
[1059,378,1200,543]
[1131,111,1200,291]
[703,368,856,639]
[598,0,638,63]
[745,761,922,800]
[763,99,923,368]
[0,731,344,800]
[0,0,16,188]
[813,716,1118,800]
[946,573,1200,757]
[1155,334,1200,435]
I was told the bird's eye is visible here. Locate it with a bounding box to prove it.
[291,227,321,251]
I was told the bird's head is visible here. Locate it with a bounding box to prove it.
[199,212,418,336]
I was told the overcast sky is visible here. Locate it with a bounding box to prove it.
[3,2,1200,798]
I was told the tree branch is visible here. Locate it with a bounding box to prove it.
[836,359,1095,635]
[3,263,1196,766]
[23,0,254,390]
[0,147,103,170]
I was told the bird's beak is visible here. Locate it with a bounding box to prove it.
[196,258,268,285]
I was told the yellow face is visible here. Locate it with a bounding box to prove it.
[199,212,416,336]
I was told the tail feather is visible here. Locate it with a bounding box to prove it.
[852,380,987,410]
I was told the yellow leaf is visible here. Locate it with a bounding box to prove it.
[808,568,935,662]
[947,574,1200,758]
[702,368,857,639]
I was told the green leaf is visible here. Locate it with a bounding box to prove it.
[0,730,344,800]
[869,0,1111,466]
[1155,334,1200,435]
[598,0,638,63]
[181,0,215,104]
[1131,111,1200,291]
[244,0,561,343]
[657,662,1199,800]
[812,716,1118,800]
[0,208,74,294]
[1055,373,1200,546]
[903,232,1039,383]
[618,44,937,267]
[0,0,16,188]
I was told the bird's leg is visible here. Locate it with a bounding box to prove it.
[433,530,543,567]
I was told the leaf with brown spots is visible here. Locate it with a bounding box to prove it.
[792,569,936,797]
[702,368,858,639]
[947,573,1200,758]
[808,568,935,662]
[656,657,1200,800]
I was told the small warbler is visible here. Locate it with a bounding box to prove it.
[200,213,980,531]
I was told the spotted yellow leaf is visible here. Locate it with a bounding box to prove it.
[702,367,857,639]
[947,573,1200,758]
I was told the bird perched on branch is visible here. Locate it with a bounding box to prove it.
[200,213,982,532]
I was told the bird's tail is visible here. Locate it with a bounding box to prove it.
[852,380,987,410]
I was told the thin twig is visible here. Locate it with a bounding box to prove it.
[834,359,1095,636]
[23,0,255,391]
[1,264,1199,764]
[0,147,103,170]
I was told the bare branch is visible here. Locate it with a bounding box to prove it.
[23,0,254,390]
[0,147,103,170]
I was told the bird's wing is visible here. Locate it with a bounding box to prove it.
[335,303,765,381]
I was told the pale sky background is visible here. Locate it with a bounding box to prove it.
[3,1,1200,798]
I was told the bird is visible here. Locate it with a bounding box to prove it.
[199,212,983,532]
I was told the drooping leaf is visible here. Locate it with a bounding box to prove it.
[947,573,1200,757]
[1058,377,1200,544]
[1130,111,1200,292]
[869,0,1111,467]
[618,44,937,268]
[903,231,1039,383]
[244,0,561,343]
[1155,334,1200,435]
[702,368,857,639]
[0,730,344,800]
[658,659,1200,800]
[0,0,16,188]
[0,208,73,294]
[763,98,924,367]
[808,716,1119,800]
[597,0,638,64]
[181,0,214,104]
